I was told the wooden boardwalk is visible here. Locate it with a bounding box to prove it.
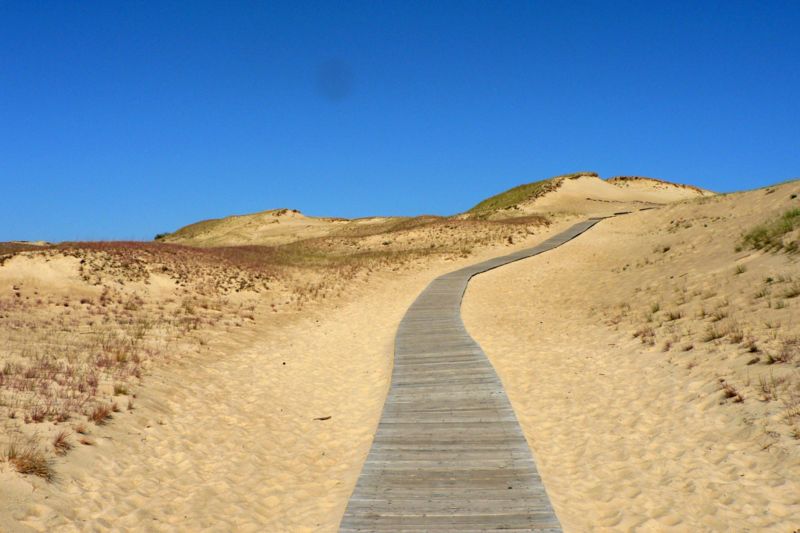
[340,218,606,532]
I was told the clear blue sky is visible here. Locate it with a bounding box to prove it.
[2,1,799,242]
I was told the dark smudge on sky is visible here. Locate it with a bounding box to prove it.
[316,59,354,102]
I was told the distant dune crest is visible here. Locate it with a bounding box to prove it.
[161,172,712,246]
[607,175,711,194]
[467,172,712,220]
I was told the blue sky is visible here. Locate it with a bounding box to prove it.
[2,1,799,241]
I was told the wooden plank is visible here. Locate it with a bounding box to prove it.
[339,218,606,532]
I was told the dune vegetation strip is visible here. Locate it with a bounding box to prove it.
[0,214,553,483]
[1,217,585,531]
[466,172,599,218]
[741,207,800,253]
[0,254,259,481]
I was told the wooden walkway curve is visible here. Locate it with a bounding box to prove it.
[340,218,607,532]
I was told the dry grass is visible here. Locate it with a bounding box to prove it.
[633,326,656,345]
[0,244,264,438]
[758,372,785,401]
[598,181,800,451]
[742,208,800,252]
[702,325,725,342]
[52,430,72,456]
[0,242,48,266]
[1,210,556,481]
[784,281,800,299]
[5,439,54,481]
[0,295,162,425]
[720,380,745,403]
[0,245,259,469]
[88,404,113,425]
[766,337,798,364]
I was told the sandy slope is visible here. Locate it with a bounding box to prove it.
[160,207,411,248]
[1,220,577,532]
[470,174,712,221]
[521,175,711,217]
[161,209,351,247]
[2,272,417,532]
[463,182,800,531]
[4,176,789,531]
[0,259,427,532]
[608,176,710,200]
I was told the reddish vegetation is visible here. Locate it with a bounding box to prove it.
[0,242,49,265]
[55,241,275,293]
[1,213,552,476]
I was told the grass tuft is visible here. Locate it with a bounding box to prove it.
[703,325,725,342]
[742,208,800,252]
[5,440,54,481]
[53,430,72,456]
[88,404,113,425]
[720,380,745,403]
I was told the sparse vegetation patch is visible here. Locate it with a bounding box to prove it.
[742,208,800,252]
[467,172,598,217]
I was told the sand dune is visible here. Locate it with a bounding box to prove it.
[466,173,711,221]
[463,180,800,531]
[161,208,351,247]
[162,173,708,248]
[2,270,420,532]
[512,175,711,218]
[0,215,575,531]
[2,174,795,531]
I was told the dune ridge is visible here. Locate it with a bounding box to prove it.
[161,173,709,247]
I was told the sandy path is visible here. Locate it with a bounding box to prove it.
[463,216,800,531]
